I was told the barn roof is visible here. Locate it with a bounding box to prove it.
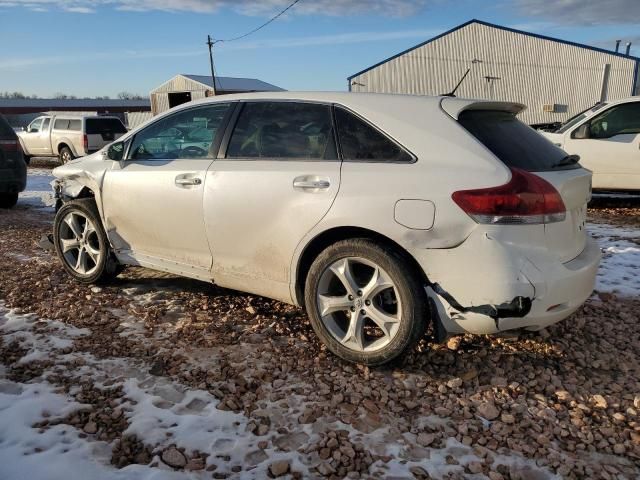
[182,74,285,93]
[348,19,640,81]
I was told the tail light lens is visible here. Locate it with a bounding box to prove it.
[0,140,18,152]
[83,134,89,151]
[452,168,566,225]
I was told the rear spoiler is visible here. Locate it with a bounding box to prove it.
[440,97,526,120]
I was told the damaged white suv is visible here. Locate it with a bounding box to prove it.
[52,92,600,365]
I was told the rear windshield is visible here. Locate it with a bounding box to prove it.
[85,118,127,135]
[459,110,576,171]
[0,115,16,138]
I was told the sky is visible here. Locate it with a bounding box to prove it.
[0,0,639,98]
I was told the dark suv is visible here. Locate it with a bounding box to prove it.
[0,114,27,208]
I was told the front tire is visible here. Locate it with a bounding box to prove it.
[304,239,428,366]
[0,193,18,209]
[53,199,120,284]
[59,146,74,164]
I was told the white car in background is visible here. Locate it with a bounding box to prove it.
[51,92,600,365]
[542,97,640,191]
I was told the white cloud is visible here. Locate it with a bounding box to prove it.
[0,0,430,16]
[515,0,640,25]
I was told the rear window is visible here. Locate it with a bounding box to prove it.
[459,110,574,171]
[0,115,16,138]
[86,118,127,135]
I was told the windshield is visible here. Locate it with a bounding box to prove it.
[459,110,577,172]
[555,102,608,133]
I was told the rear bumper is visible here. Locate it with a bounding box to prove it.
[0,166,27,193]
[418,234,601,335]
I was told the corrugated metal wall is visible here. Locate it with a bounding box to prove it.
[150,75,212,115]
[125,111,154,129]
[350,22,637,124]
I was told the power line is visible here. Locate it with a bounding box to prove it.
[214,0,303,44]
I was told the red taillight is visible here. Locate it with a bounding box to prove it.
[83,134,88,151]
[0,140,18,152]
[452,168,566,225]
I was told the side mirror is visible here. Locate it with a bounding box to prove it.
[106,141,125,161]
[572,123,591,139]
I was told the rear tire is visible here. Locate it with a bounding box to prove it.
[59,146,74,164]
[53,199,120,284]
[304,238,428,366]
[0,193,18,209]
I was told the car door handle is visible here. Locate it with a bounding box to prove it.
[175,177,202,186]
[293,178,331,190]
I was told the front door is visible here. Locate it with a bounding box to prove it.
[22,117,51,155]
[204,101,341,302]
[565,101,640,190]
[102,103,231,276]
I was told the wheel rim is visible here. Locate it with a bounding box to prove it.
[316,257,402,353]
[62,151,71,163]
[58,211,102,276]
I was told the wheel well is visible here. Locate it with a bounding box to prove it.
[294,226,429,306]
[57,143,70,155]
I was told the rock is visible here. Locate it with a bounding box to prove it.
[245,306,256,315]
[468,461,483,474]
[446,337,462,350]
[488,472,504,480]
[613,444,625,454]
[461,369,478,381]
[317,462,335,476]
[447,377,463,389]
[83,422,98,434]
[410,466,430,478]
[555,390,572,402]
[417,432,435,447]
[186,458,205,471]
[269,460,290,477]
[501,413,515,424]
[477,402,500,421]
[634,396,640,409]
[490,377,508,388]
[592,394,608,409]
[90,286,103,294]
[161,447,187,469]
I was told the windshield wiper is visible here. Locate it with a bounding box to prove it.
[553,154,580,168]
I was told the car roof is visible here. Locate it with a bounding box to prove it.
[0,114,17,139]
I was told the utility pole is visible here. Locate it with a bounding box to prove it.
[206,35,217,96]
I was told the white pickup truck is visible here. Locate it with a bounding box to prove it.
[18,115,127,164]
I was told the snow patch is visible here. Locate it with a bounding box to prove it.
[589,223,640,297]
[19,168,55,209]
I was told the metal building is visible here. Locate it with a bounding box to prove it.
[348,20,640,125]
[150,74,285,115]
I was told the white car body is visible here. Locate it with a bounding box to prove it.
[542,97,640,191]
[52,92,600,353]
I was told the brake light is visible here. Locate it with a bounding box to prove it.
[83,134,88,151]
[452,168,566,225]
[0,140,18,152]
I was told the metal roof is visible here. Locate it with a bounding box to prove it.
[348,19,640,81]
[182,74,285,92]
[0,98,150,109]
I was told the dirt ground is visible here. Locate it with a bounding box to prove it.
[0,167,639,479]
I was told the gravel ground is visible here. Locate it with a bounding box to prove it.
[0,169,639,479]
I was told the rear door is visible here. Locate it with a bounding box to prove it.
[204,101,341,299]
[102,103,231,275]
[563,101,640,190]
[85,117,128,153]
[457,108,592,263]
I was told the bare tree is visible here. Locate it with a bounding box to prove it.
[117,91,145,100]
[53,93,78,99]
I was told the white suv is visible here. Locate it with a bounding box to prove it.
[51,92,600,365]
[542,97,640,191]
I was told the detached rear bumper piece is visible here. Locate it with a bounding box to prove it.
[419,234,601,335]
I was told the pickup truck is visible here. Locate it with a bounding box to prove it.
[18,115,127,164]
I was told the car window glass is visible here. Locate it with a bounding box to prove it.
[29,118,43,132]
[54,119,70,130]
[68,119,82,131]
[130,104,230,160]
[589,103,640,139]
[86,118,127,134]
[41,118,51,131]
[226,102,336,160]
[335,107,412,162]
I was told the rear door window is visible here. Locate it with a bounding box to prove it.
[458,110,572,171]
[86,118,127,135]
[226,102,337,160]
[334,107,413,162]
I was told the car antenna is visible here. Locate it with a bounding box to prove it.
[441,58,482,97]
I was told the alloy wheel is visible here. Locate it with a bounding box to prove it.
[58,211,103,276]
[316,257,402,352]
